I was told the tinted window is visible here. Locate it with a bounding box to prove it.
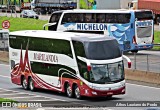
[49,12,62,31]
[72,41,86,57]
[0,33,2,39]
[61,13,131,24]
[96,13,105,23]
[31,62,76,77]
[135,11,153,20]
[9,36,73,58]
[105,13,131,23]
[61,13,85,24]
[72,41,89,80]
[49,13,62,23]
[84,13,96,23]
[84,40,121,60]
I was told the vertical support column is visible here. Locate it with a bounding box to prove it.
[19,0,20,6]
[147,54,149,72]
[1,0,3,5]
[77,0,80,9]
[8,0,10,5]
[134,52,136,70]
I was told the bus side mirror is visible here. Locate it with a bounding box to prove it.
[43,22,57,30]
[77,56,91,71]
[122,55,131,68]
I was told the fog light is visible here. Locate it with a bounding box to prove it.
[92,91,97,95]
[122,89,125,93]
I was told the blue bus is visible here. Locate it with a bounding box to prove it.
[46,9,154,52]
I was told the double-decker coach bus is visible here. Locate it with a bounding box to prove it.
[45,9,154,53]
[9,30,131,99]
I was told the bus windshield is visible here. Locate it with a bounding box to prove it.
[84,40,121,60]
[135,11,153,20]
[90,61,124,84]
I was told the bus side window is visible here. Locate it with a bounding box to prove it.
[72,41,89,80]
[96,13,105,23]
[61,13,72,24]
[105,13,112,23]
[84,13,92,23]
[49,13,62,31]
[79,13,84,23]
[0,33,2,40]
[72,13,80,23]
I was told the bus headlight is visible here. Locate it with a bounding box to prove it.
[122,89,125,93]
[120,82,125,87]
[88,84,92,89]
[92,91,97,95]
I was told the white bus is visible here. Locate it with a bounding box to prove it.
[45,9,154,53]
[9,30,131,99]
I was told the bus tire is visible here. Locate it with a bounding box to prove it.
[22,76,28,90]
[74,85,81,99]
[28,77,35,91]
[66,83,73,98]
[131,50,138,53]
[107,95,113,99]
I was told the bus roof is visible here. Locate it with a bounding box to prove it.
[9,30,114,42]
[53,9,132,14]
[52,9,152,14]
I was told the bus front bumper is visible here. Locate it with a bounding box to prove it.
[82,86,125,97]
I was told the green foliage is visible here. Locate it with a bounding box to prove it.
[0,98,16,102]
[154,31,160,43]
[153,31,160,50]
[1,0,29,5]
[80,0,88,9]
[0,16,47,32]
[80,0,94,9]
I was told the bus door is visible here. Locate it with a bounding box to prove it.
[48,12,62,31]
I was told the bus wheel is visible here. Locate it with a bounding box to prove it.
[74,85,81,99]
[29,78,35,91]
[66,83,73,98]
[131,50,138,53]
[107,95,113,99]
[22,77,28,90]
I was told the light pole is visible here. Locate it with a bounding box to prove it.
[77,0,79,9]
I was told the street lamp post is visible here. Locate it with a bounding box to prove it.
[77,0,79,9]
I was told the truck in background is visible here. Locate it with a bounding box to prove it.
[0,0,31,12]
[31,0,77,14]
[96,0,133,9]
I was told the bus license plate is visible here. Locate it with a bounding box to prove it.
[107,92,113,95]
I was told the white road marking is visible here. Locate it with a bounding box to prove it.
[0,88,66,101]
[0,63,9,67]
[7,96,50,99]
[0,93,27,95]
[127,83,160,90]
[0,90,17,92]
[0,74,10,78]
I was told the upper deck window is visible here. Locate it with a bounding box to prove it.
[84,39,122,60]
[135,11,153,20]
[61,13,131,24]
